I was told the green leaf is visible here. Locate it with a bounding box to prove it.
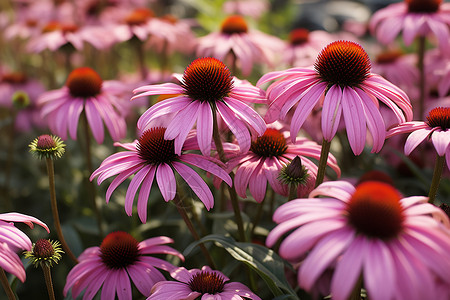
[184,234,297,299]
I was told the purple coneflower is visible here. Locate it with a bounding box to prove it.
[148,265,261,300]
[38,67,127,144]
[266,180,450,300]
[388,106,450,203]
[196,15,284,76]
[224,127,340,202]
[0,212,49,282]
[64,231,184,300]
[258,40,412,155]
[370,0,450,52]
[132,57,266,156]
[90,127,232,223]
[284,28,333,67]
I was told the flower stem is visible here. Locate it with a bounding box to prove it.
[81,112,104,238]
[348,276,362,300]
[174,194,216,269]
[41,265,55,300]
[211,108,246,242]
[45,158,78,264]
[428,154,445,204]
[417,36,426,120]
[288,183,297,201]
[0,268,15,300]
[315,138,331,188]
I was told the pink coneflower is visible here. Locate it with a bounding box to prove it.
[38,67,127,144]
[371,49,418,92]
[131,57,267,156]
[266,181,450,300]
[0,71,47,132]
[26,21,114,52]
[388,107,450,203]
[224,127,341,202]
[148,265,261,300]
[388,107,450,168]
[222,0,269,19]
[0,212,49,282]
[64,231,184,300]
[90,127,232,223]
[258,40,412,155]
[370,0,450,51]
[105,7,158,43]
[284,29,333,67]
[145,15,196,55]
[196,15,284,76]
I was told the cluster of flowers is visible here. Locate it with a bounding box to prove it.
[1,0,450,299]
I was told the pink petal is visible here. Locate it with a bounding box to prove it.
[172,161,214,210]
[431,129,450,156]
[404,128,432,155]
[290,82,326,141]
[85,99,105,144]
[321,85,343,142]
[156,163,176,201]
[180,154,232,186]
[299,227,354,291]
[137,167,156,223]
[196,102,213,156]
[125,165,151,216]
[331,236,365,300]
[341,87,366,155]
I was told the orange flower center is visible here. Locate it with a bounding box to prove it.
[289,28,310,45]
[221,15,248,34]
[250,128,287,157]
[1,72,27,84]
[375,49,404,64]
[66,67,103,98]
[315,40,371,88]
[347,181,404,240]
[160,14,178,24]
[426,107,450,130]
[42,21,78,33]
[181,57,233,103]
[100,231,140,269]
[124,8,154,26]
[188,271,226,294]
[406,0,441,13]
[137,127,178,165]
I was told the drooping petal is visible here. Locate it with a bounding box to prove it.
[341,87,366,155]
[172,161,214,210]
[156,163,176,201]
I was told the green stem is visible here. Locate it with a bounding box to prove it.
[417,36,426,120]
[348,276,362,300]
[288,183,297,201]
[81,112,104,238]
[250,196,266,238]
[211,108,246,242]
[315,138,331,188]
[173,194,216,269]
[0,268,15,300]
[45,158,78,264]
[133,38,147,80]
[41,265,55,300]
[428,154,445,204]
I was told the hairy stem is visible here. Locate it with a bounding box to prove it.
[211,108,246,242]
[174,194,216,269]
[428,154,445,204]
[0,268,15,300]
[315,138,331,188]
[41,265,55,300]
[45,158,78,264]
[81,112,104,238]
